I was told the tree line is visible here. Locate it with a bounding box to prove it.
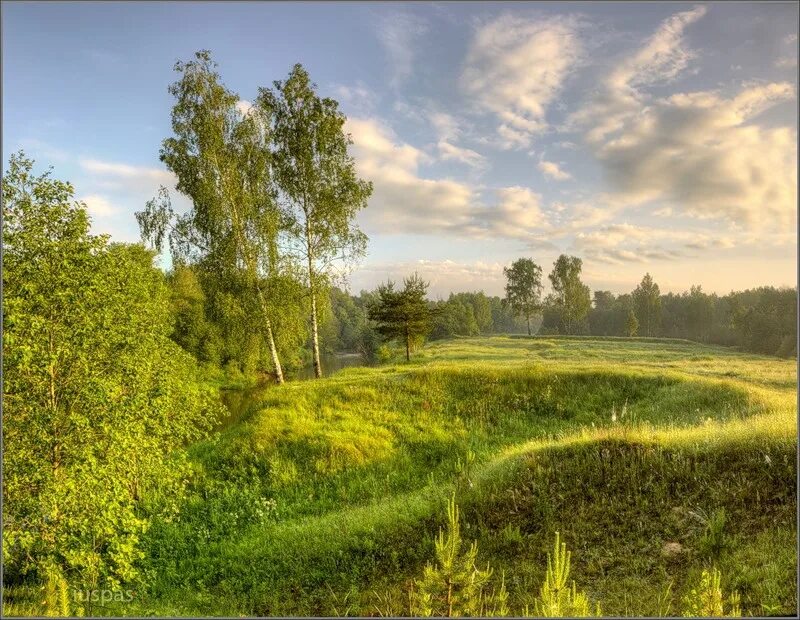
[319,256,796,360]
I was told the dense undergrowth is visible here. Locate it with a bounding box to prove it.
[9,336,796,617]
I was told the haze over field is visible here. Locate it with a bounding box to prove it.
[2,1,797,297]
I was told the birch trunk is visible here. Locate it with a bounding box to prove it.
[306,218,322,378]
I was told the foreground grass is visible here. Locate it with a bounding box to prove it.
[17,336,796,617]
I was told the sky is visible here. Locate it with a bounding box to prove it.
[3,1,798,298]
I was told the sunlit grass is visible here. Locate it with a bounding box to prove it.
[113,336,796,616]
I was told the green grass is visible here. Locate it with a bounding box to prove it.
[53,336,800,616]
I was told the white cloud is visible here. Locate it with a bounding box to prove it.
[76,157,186,243]
[351,259,506,297]
[595,83,797,227]
[17,138,70,163]
[347,117,477,234]
[425,111,488,168]
[377,12,428,88]
[461,14,582,149]
[571,223,736,265]
[429,112,460,141]
[482,186,548,237]
[79,158,173,183]
[346,117,431,174]
[80,193,118,217]
[776,56,798,69]
[538,159,572,180]
[347,116,551,240]
[568,5,707,144]
[608,5,707,91]
[332,83,378,114]
[437,140,487,168]
[567,6,797,230]
[235,99,253,116]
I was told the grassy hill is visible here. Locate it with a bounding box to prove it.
[130,336,796,616]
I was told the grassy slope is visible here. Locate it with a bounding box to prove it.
[131,336,796,617]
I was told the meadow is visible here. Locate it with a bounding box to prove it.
[101,337,797,615]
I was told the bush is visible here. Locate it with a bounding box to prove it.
[411,496,507,617]
[682,567,741,617]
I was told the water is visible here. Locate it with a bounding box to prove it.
[215,352,370,431]
[291,352,368,380]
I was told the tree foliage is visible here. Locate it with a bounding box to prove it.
[2,153,221,598]
[548,255,591,335]
[625,308,639,337]
[368,273,435,361]
[632,273,662,337]
[503,258,544,335]
[138,50,289,383]
[318,287,379,360]
[257,63,372,378]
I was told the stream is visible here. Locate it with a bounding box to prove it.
[215,352,370,431]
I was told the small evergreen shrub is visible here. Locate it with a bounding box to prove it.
[682,567,741,617]
[698,508,728,560]
[411,495,508,617]
[41,562,83,617]
[529,531,600,617]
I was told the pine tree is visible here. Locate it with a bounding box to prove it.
[41,562,83,617]
[411,496,507,617]
[682,567,741,617]
[531,532,599,617]
[369,273,434,362]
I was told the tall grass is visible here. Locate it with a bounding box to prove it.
[33,336,794,617]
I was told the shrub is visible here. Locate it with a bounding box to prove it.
[698,508,728,560]
[682,567,741,617]
[530,532,600,617]
[411,496,508,617]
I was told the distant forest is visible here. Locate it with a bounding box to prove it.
[328,282,798,357]
[164,260,797,381]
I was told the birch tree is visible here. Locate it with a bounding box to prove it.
[137,50,287,383]
[503,258,544,336]
[548,255,592,335]
[257,64,372,378]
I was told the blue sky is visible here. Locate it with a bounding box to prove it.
[3,1,798,297]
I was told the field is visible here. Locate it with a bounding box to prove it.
[126,336,795,616]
